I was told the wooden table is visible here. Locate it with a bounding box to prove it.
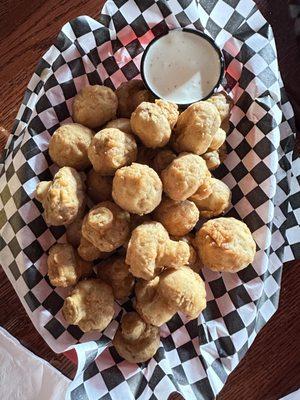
[0,1,299,399]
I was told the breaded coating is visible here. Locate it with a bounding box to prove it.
[153,197,199,236]
[88,128,137,175]
[78,236,113,262]
[192,178,231,218]
[113,312,160,363]
[123,214,152,250]
[73,85,117,129]
[152,148,177,174]
[195,217,256,272]
[130,100,178,148]
[161,153,211,201]
[66,217,84,247]
[35,167,85,226]
[112,163,162,215]
[172,101,221,155]
[154,99,179,128]
[49,123,93,170]
[135,277,175,326]
[47,243,93,287]
[126,221,190,280]
[116,80,154,118]
[105,118,132,134]
[189,179,213,203]
[86,170,112,203]
[82,201,130,252]
[97,256,135,300]
[62,279,114,332]
[209,128,226,151]
[202,150,221,170]
[172,234,203,273]
[207,91,232,123]
[135,267,206,326]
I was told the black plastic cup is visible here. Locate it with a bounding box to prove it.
[140,28,225,108]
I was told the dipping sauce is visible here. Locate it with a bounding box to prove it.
[142,29,223,106]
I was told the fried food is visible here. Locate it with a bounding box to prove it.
[194,217,256,272]
[66,217,84,247]
[130,100,179,148]
[35,166,85,226]
[88,128,137,175]
[202,150,221,170]
[113,312,160,363]
[97,256,135,300]
[86,170,112,203]
[173,234,202,273]
[154,99,179,128]
[116,80,154,118]
[49,123,93,170]
[153,197,199,236]
[207,91,232,123]
[172,101,221,155]
[62,279,114,332]
[208,128,226,151]
[78,236,113,262]
[189,180,213,203]
[47,243,92,287]
[82,201,130,252]
[152,148,177,174]
[192,178,231,218]
[135,267,206,326]
[105,118,132,134]
[112,163,162,215]
[122,214,152,250]
[161,153,211,201]
[73,85,117,129]
[126,221,190,280]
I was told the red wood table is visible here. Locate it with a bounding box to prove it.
[0,1,299,399]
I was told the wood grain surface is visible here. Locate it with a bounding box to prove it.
[0,1,299,399]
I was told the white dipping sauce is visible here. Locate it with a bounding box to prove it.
[143,30,222,105]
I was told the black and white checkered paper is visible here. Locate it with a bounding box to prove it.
[0,1,299,399]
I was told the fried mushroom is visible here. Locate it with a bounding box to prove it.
[116,80,154,118]
[97,256,135,300]
[88,128,137,175]
[113,312,160,363]
[126,221,190,280]
[82,201,130,252]
[192,178,231,218]
[161,153,211,201]
[112,163,162,215]
[47,243,93,287]
[194,217,256,272]
[49,123,93,170]
[105,118,132,134]
[66,217,84,247]
[130,100,178,148]
[35,167,85,226]
[135,267,206,326]
[152,148,177,174]
[86,170,112,203]
[62,279,114,332]
[153,197,199,236]
[73,85,117,129]
[172,101,221,155]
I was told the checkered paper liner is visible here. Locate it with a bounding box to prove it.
[0,0,299,399]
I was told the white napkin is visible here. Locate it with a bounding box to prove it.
[280,389,300,400]
[0,327,70,400]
